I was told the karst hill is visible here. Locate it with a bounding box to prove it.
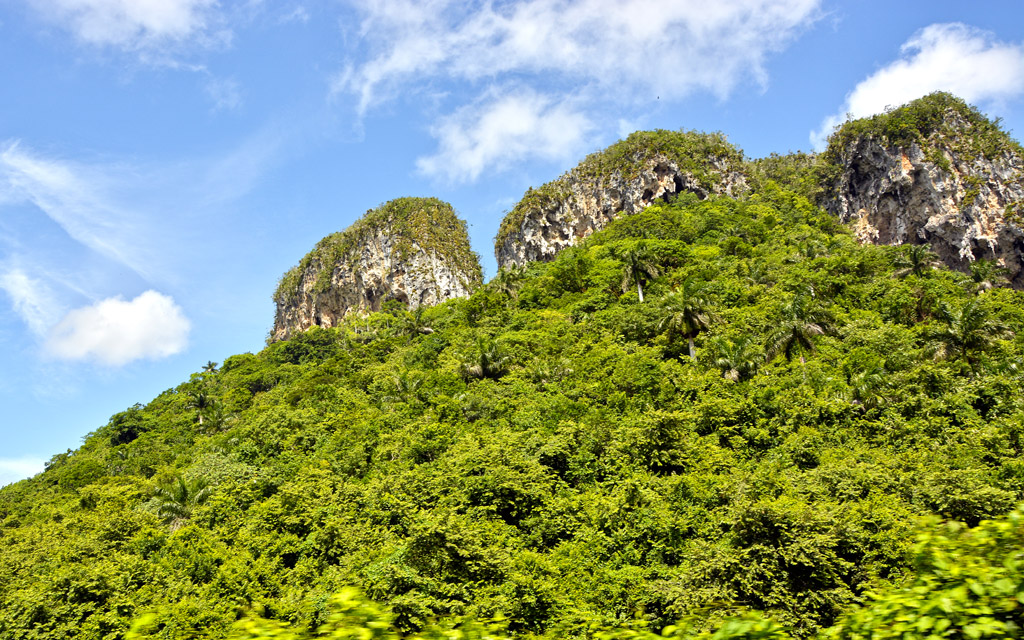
[1,92,1023,640]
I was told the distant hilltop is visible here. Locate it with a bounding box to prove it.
[272,197,482,341]
[273,92,1024,339]
[494,92,1024,286]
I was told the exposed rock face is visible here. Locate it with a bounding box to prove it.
[822,97,1024,287]
[495,130,748,269]
[272,198,482,342]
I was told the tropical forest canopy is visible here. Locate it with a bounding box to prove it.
[2,179,1024,639]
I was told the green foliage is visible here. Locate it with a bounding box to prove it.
[4,184,1024,640]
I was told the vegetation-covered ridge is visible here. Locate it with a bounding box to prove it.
[494,130,746,255]
[3,182,1024,640]
[821,91,1024,176]
[275,197,483,304]
[495,93,1024,267]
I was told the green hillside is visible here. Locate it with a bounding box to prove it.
[2,179,1023,639]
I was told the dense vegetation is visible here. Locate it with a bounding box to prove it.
[276,197,482,303]
[3,180,1023,639]
[495,130,745,253]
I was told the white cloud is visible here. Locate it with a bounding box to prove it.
[45,290,190,366]
[336,0,819,182]
[336,0,822,114]
[0,457,46,487]
[0,267,63,336]
[30,0,224,55]
[416,88,592,182]
[812,23,1024,149]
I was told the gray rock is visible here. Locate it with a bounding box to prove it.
[272,198,481,342]
[822,105,1024,288]
[494,131,748,270]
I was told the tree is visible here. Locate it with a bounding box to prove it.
[658,278,718,359]
[710,335,764,381]
[847,366,889,410]
[396,307,434,339]
[202,361,219,374]
[154,476,211,529]
[462,337,508,380]
[893,244,940,278]
[927,299,1014,371]
[615,242,660,303]
[185,387,212,426]
[967,259,1008,294]
[767,294,830,364]
[383,371,424,406]
[491,265,527,299]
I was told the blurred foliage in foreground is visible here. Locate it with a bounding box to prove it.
[131,507,1024,640]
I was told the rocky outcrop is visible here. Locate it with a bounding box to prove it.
[272,198,482,341]
[495,130,748,269]
[821,94,1024,287]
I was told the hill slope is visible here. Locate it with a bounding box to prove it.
[2,184,1023,640]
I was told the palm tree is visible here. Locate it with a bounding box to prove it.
[766,295,830,364]
[710,335,764,382]
[615,242,660,303]
[383,371,423,405]
[202,361,219,374]
[658,278,718,359]
[847,366,889,410]
[154,476,211,530]
[967,259,1008,294]
[463,337,509,380]
[894,244,940,278]
[185,388,211,426]
[492,265,527,299]
[396,307,434,338]
[927,299,1014,370]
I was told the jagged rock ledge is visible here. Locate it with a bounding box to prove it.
[820,92,1024,287]
[272,197,482,342]
[494,130,749,270]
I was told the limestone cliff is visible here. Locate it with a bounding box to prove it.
[494,130,748,269]
[272,197,482,341]
[821,93,1024,287]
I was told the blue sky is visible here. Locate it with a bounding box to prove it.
[2,0,1024,486]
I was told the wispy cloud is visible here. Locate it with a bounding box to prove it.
[335,0,821,181]
[0,266,63,336]
[335,0,822,112]
[0,456,46,487]
[45,290,190,366]
[0,142,156,279]
[812,23,1024,149]
[205,76,243,111]
[28,0,228,59]
[417,87,593,183]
